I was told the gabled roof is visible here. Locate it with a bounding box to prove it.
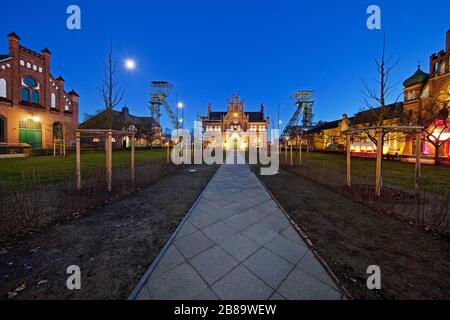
[306,120,341,134]
[80,107,160,135]
[403,67,429,87]
[353,102,404,124]
[0,54,10,61]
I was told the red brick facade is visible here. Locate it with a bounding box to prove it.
[0,32,78,149]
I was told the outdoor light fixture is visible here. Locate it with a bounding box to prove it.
[177,102,184,109]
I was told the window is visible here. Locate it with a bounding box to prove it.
[0,78,6,98]
[21,88,30,101]
[21,76,40,104]
[440,62,446,75]
[51,93,56,108]
[64,105,69,111]
[53,122,63,140]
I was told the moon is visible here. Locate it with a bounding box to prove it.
[125,59,136,71]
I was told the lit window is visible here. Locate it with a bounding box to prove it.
[26,62,31,69]
[38,67,43,73]
[20,60,25,66]
[92,138,100,143]
[0,78,6,98]
[33,65,37,71]
[51,93,56,108]
[65,105,69,111]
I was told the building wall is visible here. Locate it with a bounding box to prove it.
[0,33,78,149]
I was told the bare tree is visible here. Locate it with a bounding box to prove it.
[97,41,125,129]
[360,31,401,146]
[417,98,449,165]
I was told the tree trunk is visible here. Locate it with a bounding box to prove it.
[434,144,441,166]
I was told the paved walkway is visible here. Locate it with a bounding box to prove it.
[132,164,344,300]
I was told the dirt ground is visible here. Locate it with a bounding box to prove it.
[256,168,450,300]
[0,165,217,300]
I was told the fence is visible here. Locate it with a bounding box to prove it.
[279,151,450,235]
[0,159,179,242]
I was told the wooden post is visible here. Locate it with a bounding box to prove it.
[299,141,302,165]
[106,130,112,192]
[166,142,170,163]
[415,131,422,197]
[290,145,293,166]
[131,134,135,185]
[375,130,383,197]
[346,134,351,187]
[284,143,288,163]
[76,131,81,190]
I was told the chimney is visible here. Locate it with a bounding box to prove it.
[41,47,51,69]
[56,76,65,88]
[8,32,20,55]
[430,53,437,75]
[207,103,212,114]
[446,29,450,53]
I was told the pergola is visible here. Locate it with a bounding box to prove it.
[345,125,423,197]
[75,129,136,192]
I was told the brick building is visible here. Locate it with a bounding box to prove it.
[0,32,79,150]
[300,29,450,163]
[201,94,269,150]
[79,107,162,148]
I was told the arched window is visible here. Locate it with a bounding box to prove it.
[21,76,40,104]
[51,93,56,108]
[53,122,63,140]
[0,78,6,98]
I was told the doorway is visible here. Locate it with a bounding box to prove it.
[19,119,42,149]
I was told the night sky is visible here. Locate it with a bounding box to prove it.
[1,0,449,131]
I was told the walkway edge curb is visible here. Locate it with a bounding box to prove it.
[257,173,354,300]
[127,166,219,300]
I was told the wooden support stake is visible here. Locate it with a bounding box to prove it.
[346,134,351,187]
[167,142,170,163]
[106,130,112,192]
[415,131,421,197]
[131,134,135,185]
[285,144,288,163]
[375,130,383,197]
[76,131,81,190]
[299,142,302,165]
[290,145,293,166]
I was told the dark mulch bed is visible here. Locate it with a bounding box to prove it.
[0,165,217,300]
[256,168,450,300]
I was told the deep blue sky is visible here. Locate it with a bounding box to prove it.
[1,0,449,131]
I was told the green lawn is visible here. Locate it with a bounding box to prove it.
[0,149,166,187]
[296,152,450,195]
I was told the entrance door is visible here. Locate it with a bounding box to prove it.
[19,119,42,149]
[0,115,5,142]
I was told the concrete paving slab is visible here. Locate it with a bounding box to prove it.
[132,164,343,300]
